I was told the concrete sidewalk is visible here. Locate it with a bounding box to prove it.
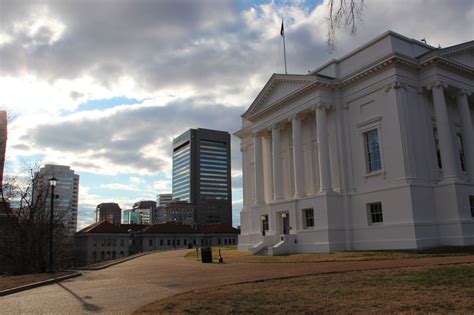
[1,249,473,314]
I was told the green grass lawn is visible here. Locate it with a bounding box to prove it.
[185,246,474,263]
[136,263,474,314]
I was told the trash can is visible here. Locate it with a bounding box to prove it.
[201,247,212,263]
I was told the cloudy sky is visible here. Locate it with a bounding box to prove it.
[1,0,473,229]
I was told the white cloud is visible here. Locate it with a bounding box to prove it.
[152,180,172,193]
[2,0,472,230]
[99,183,139,192]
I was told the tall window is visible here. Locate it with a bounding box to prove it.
[261,215,269,234]
[364,129,381,172]
[433,128,442,169]
[368,202,383,224]
[303,208,314,228]
[457,133,465,172]
[470,196,474,218]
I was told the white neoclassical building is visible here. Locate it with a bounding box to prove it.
[235,31,474,255]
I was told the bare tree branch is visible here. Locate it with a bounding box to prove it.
[327,0,364,52]
[0,162,72,275]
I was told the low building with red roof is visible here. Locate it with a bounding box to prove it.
[75,221,239,266]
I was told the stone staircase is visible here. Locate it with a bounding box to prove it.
[254,246,268,256]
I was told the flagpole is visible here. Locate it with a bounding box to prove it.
[281,19,287,74]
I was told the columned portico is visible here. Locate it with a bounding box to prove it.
[272,124,284,200]
[430,82,458,180]
[292,114,306,198]
[456,89,474,182]
[315,104,333,193]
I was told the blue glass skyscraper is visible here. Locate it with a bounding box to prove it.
[171,128,232,226]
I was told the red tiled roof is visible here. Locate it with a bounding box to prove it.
[142,223,195,234]
[120,224,149,232]
[76,221,126,234]
[196,224,240,234]
[76,222,239,235]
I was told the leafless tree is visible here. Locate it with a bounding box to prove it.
[0,164,71,275]
[327,0,365,51]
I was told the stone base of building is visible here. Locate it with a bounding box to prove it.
[238,183,474,255]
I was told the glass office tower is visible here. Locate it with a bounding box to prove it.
[172,141,191,202]
[171,128,232,226]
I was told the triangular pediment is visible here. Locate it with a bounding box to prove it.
[440,42,474,68]
[420,41,474,69]
[243,74,317,120]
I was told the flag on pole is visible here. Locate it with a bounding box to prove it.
[280,19,287,74]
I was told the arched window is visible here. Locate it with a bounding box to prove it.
[112,251,116,259]
[106,251,111,259]
[92,251,97,261]
[101,251,105,260]
[120,251,124,258]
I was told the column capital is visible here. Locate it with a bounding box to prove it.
[292,113,300,121]
[457,88,472,97]
[384,80,407,92]
[311,103,332,111]
[261,129,272,137]
[417,86,427,95]
[426,80,448,91]
[272,123,283,131]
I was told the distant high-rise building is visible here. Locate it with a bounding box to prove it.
[122,209,140,224]
[132,200,155,225]
[153,193,172,223]
[172,128,232,226]
[96,202,121,225]
[0,111,7,189]
[157,193,172,207]
[36,164,80,235]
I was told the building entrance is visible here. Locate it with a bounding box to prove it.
[281,212,289,235]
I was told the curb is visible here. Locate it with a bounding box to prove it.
[76,251,154,271]
[0,272,82,297]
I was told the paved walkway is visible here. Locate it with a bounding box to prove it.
[1,250,474,314]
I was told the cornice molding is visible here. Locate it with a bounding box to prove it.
[421,56,474,77]
[440,45,474,59]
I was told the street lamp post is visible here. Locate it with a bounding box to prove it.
[48,176,57,273]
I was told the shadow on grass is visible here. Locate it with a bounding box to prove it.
[57,283,102,312]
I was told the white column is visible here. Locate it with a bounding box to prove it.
[315,104,333,193]
[272,125,284,200]
[253,133,264,205]
[292,114,305,198]
[457,90,474,182]
[431,82,457,179]
[263,132,273,202]
[240,146,248,208]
